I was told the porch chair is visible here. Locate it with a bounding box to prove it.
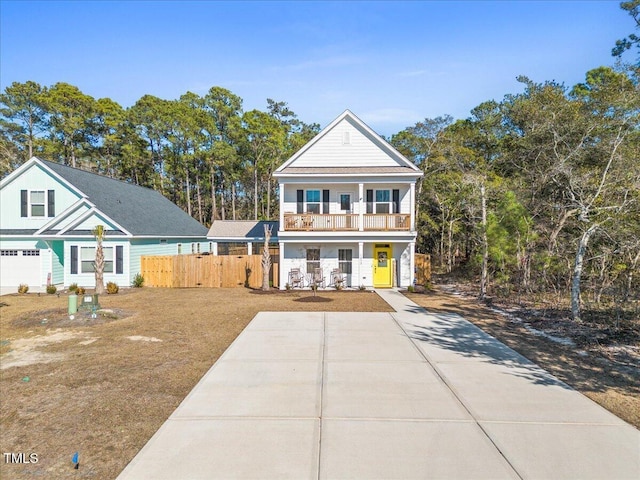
[289,268,304,288]
[330,268,345,288]
[312,267,325,289]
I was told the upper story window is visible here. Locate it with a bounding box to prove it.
[297,189,328,214]
[375,190,391,214]
[21,189,55,218]
[30,191,46,216]
[366,189,400,214]
[306,190,321,214]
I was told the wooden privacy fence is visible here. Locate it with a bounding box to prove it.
[141,254,279,288]
[415,253,431,285]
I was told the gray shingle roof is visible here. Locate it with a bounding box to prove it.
[41,160,207,237]
[207,220,279,239]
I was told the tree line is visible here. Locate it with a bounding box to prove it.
[1,2,638,321]
[391,64,639,321]
[0,83,319,224]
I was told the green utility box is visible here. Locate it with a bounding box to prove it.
[68,294,78,315]
[79,294,100,311]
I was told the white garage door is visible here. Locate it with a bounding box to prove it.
[0,249,41,288]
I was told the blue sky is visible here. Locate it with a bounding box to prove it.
[0,1,629,137]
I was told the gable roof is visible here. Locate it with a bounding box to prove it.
[208,220,279,240]
[274,110,422,177]
[32,158,207,237]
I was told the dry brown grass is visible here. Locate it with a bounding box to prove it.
[0,288,390,480]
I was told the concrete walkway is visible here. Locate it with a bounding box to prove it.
[118,289,640,479]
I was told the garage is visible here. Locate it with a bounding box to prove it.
[0,249,41,289]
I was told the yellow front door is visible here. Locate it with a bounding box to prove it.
[373,245,392,287]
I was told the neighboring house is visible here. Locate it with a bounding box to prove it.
[274,110,423,289]
[0,157,208,291]
[207,220,279,255]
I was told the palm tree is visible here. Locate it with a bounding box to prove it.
[93,224,106,295]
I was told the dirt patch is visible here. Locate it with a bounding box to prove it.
[1,330,82,370]
[405,284,640,429]
[11,307,131,330]
[294,296,334,303]
[0,288,391,479]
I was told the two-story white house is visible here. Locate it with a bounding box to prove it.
[0,157,209,292]
[274,110,423,289]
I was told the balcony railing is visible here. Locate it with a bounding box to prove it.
[363,214,410,231]
[283,213,410,231]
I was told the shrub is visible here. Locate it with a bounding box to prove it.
[285,283,291,291]
[132,273,144,288]
[358,285,366,291]
[106,282,119,294]
[68,283,78,292]
[18,284,29,294]
[76,286,86,295]
[46,284,57,295]
[407,285,415,293]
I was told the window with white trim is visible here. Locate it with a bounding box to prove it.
[375,190,391,214]
[1,250,18,256]
[338,249,352,275]
[80,246,114,273]
[306,248,320,273]
[30,190,46,217]
[306,190,320,214]
[23,250,40,256]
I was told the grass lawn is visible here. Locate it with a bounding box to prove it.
[0,288,391,479]
[2,286,637,479]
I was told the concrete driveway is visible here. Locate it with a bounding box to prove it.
[117,289,640,479]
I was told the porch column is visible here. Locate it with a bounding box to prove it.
[358,241,364,287]
[279,183,284,228]
[358,183,364,231]
[410,182,416,231]
[279,241,285,289]
[212,242,218,256]
[247,242,252,255]
[409,241,416,287]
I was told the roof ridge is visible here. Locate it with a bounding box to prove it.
[40,159,159,193]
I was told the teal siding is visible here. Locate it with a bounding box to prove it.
[129,238,209,283]
[0,162,82,231]
[51,240,64,285]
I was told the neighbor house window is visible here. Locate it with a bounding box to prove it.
[80,247,114,273]
[306,248,320,273]
[21,190,55,217]
[30,190,45,217]
[71,245,122,274]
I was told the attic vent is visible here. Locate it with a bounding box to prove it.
[342,131,350,145]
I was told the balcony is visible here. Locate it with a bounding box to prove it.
[283,213,410,232]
